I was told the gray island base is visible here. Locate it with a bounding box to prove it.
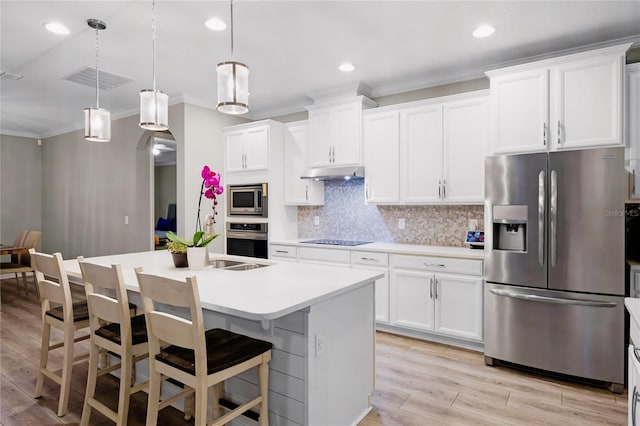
[64,250,381,426]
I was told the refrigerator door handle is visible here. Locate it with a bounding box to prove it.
[538,170,545,266]
[488,288,617,307]
[550,169,558,267]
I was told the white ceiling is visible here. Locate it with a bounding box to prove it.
[2,1,640,139]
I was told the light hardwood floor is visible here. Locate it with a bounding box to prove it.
[0,276,628,425]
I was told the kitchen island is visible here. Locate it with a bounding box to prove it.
[64,250,382,426]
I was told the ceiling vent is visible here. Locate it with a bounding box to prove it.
[62,66,133,91]
[0,70,24,80]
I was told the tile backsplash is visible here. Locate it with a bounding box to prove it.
[298,180,484,247]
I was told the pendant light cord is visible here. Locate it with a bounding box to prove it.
[230,0,234,56]
[152,0,157,91]
[95,27,100,108]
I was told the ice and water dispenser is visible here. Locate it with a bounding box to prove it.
[492,205,527,252]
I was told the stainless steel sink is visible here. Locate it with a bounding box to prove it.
[209,259,269,271]
[209,259,244,268]
[224,263,268,271]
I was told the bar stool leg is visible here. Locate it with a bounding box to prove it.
[258,359,269,426]
[34,321,51,398]
[80,341,100,426]
[57,327,75,416]
[195,382,208,426]
[211,382,223,420]
[117,355,133,426]
[145,367,162,426]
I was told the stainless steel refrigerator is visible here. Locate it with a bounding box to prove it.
[484,147,626,392]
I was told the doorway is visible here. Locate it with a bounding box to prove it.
[152,136,177,250]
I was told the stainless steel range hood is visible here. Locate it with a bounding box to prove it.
[300,166,365,181]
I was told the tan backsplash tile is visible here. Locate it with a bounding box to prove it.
[298,181,484,247]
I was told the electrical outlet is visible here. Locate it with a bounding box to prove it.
[125,215,129,225]
[398,218,406,229]
[315,333,326,357]
[314,216,320,226]
[469,219,478,231]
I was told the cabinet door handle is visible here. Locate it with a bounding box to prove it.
[430,278,434,299]
[438,179,442,199]
[435,278,439,300]
[634,169,637,196]
[332,146,335,163]
[557,120,561,145]
[328,146,332,162]
[634,386,639,426]
[305,185,309,201]
[543,122,547,146]
[443,179,446,199]
[365,183,370,200]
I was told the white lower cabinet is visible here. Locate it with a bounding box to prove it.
[630,345,640,426]
[390,254,483,342]
[351,251,390,324]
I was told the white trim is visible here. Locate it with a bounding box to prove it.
[350,407,373,426]
[376,323,484,352]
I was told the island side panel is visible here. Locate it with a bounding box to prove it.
[307,282,375,426]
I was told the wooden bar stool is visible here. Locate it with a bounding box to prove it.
[77,258,149,426]
[31,249,91,417]
[135,268,273,426]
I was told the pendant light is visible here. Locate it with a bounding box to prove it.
[84,19,111,142]
[139,0,169,130]
[216,0,249,115]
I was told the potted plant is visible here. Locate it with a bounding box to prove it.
[167,241,189,268]
[165,165,224,270]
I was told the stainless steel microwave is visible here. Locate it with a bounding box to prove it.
[228,183,268,217]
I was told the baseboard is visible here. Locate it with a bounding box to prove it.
[376,324,484,352]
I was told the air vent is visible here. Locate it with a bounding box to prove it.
[62,66,132,91]
[0,70,24,80]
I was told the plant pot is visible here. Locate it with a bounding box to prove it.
[171,252,188,268]
[187,247,208,271]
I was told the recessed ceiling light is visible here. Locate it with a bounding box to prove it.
[339,62,356,72]
[44,22,70,35]
[204,17,227,31]
[473,24,495,38]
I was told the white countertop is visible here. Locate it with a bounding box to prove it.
[63,251,382,322]
[626,298,640,330]
[271,239,485,260]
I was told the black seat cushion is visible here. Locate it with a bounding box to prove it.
[156,328,273,376]
[95,314,148,346]
[46,302,137,324]
[46,301,90,322]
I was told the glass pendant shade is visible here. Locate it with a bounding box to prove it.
[84,108,111,142]
[216,61,249,115]
[139,89,169,131]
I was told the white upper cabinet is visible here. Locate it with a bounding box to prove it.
[489,68,549,153]
[487,43,630,154]
[363,92,489,205]
[308,97,375,168]
[283,121,324,206]
[363,111,400,203]
[400,104,444,203]
[224,123,270,172]
[627,64,640,199]
[442,97,489,203]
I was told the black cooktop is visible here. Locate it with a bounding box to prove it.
[301,239,373,246]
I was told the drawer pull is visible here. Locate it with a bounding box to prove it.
[360,257,378,262]
[275,250,289,254]
[424,263,445,268]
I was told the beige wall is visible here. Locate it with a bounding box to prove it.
[0,134,42,248]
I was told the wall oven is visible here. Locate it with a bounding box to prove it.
[228,183,267,217]
[226,222,268,259]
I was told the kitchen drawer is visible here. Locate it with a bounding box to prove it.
[298,247,350,265]
[390,254,483,276]
[270,244,297,259]
[351,251,389,267]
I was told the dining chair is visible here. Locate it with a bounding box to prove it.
[0,230,27,292]
[1,231,42,296]
[78,258,150,426]
[135,267,272,426]
[31,249,91,417]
